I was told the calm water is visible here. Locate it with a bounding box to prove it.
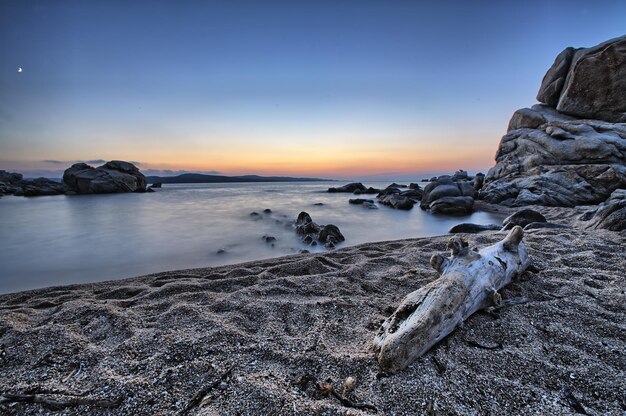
[0,182,505,293]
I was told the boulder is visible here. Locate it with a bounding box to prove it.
[430,196,474,215]
[449,223,501,234]
[420,177,476,215]
[502,209,547,230]
[537,35,626,123]
[318,224,345,246]
[579,189,626,231]
[63,161,147,194]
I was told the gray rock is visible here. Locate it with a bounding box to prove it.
[430,196,474,215]
[502,209,547,230]
[536,36,626,123]
[537,47,576,107]
[19,178,66,196]
[63,160,147,194]
[481,104,626,207]
[377,186,416,210]
[294,212,345,249]
[420,177,475,215]
[579,189,626,231]
[449,223,500,234]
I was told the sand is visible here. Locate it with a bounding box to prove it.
[0,206,624,415]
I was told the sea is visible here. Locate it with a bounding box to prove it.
[0,182,506,293]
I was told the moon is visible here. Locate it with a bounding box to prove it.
[17,67,23,73]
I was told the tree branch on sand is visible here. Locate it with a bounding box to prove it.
[373,226,531,373]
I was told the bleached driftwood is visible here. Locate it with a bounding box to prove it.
[373,226,530,373]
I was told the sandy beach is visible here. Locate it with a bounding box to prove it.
[1,205,624,415]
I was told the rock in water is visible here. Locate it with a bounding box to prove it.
[481,36,626,207]
[294,212,344,249]
[63,161,147,194]
[328,182,367,193]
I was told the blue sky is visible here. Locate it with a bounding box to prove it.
[1,0,625,179]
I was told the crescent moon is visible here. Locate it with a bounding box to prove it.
[17,67,23,73]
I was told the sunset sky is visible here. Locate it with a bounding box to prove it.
[1,0,625,179]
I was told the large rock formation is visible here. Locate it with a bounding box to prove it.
[63,161,147,194]
[481,36,626,207]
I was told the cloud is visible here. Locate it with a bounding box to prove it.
[42,160,66,164]
[86,159,106,164]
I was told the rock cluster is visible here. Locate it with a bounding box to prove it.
[295,212,345,249]
[481,35,626,207]
[420,171,477,215]
[63,161,148,194]
[376,185,422,210]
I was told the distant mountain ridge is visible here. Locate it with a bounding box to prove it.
[145,173,332,184]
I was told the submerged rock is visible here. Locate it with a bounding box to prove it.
[349,198,374,205]
[63,161,147,194]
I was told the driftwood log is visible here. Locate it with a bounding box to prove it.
[373,226,530,373]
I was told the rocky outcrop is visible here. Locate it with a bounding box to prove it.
[481,36,626,208]
[63,161,147,194]
[537,35,626,123]
[579,189,626,231]
[420,175,476,215]
[295,212,344,249]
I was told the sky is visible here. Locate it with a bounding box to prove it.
[1,0,625,180]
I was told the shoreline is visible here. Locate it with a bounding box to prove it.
[1,206,624,414]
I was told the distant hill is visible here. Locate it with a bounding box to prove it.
[145,173,332,184]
